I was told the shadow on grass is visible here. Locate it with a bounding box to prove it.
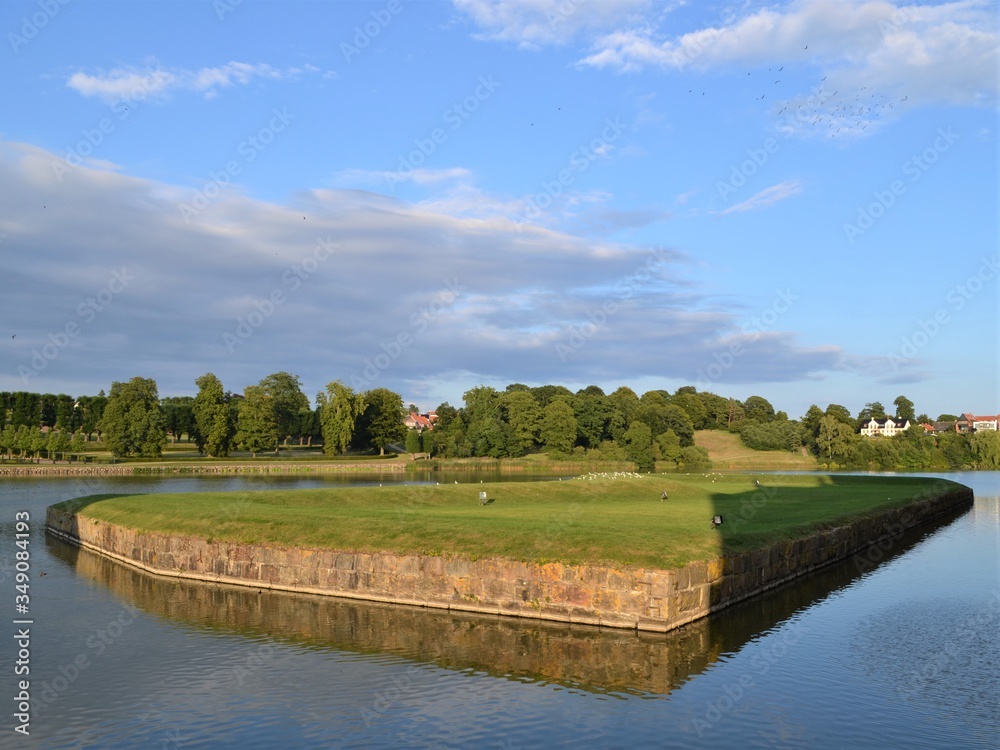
[706,473,974,628]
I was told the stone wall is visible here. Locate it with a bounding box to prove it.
[46,484,972,633]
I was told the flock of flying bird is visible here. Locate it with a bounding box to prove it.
[688,45,909,138]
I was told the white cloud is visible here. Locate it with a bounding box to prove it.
[721,179,803,214]
[67,61,322,104]
[452,0,654,48]
[579,1,997,107]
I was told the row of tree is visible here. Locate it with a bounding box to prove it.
[3,381,997,470]
[88,374,409,459]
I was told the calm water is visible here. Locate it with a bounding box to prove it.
[1,471,997,749]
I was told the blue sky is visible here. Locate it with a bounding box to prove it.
[1,0,996,419]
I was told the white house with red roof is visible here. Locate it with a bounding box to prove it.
[404,412,435,431]
[968,413,1000,431]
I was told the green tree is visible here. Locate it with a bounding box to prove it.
[428,403,465,458]
[235,386,277,458]
[193,373,235,457]
[573,387,611,448]
[679,445,712,471]
[893,395,916,422]
[462,385,508,457]
[317,381,366,456]
[530,384,574,408]
[69,431,86,455]
[76,394,108,441]
[671,392,709,429]
[656,429,683,467]
[743,395,775,423]
[161,396,196,443]
[857,402,887,422]
[817,415,854,462]
[698,391,732,429]
[938,432,972,469]
[540,399,577,454]
[502,390,542,455]
[98,377,168,458]
[970,431,1000,469]
[623,421,654,472]
[259,372,310,447]
[405,429,422,454]
[357,388,406,455]
[825,404,856,430]
[46,429,70,462]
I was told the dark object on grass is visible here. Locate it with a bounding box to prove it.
[661,490,669,501]
[711,515,724,528]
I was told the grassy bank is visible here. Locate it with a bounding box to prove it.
[694,430,818,470]
[55,474,964,570]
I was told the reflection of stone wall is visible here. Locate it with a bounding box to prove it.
[46,486,972,634]
[60,541,717,695]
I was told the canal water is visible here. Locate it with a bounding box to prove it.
[1,471,997,749]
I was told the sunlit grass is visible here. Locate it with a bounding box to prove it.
[55,474,963,570]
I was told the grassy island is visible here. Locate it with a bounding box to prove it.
[54,473,966,570]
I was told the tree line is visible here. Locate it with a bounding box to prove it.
[2,382,997,470]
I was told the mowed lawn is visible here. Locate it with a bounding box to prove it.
[56,474,965,570]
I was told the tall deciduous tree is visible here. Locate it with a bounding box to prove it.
[317,381,365,456]
[970,431,1000,469]
[858,402,887,422]
[623,421,654,472]
[235,386,277,458]
[502,389,542,456]
[193,373,234,457]
[357,388,406,455]
[259,372,309,447]
[462,385,508,457]
[540,399,577,454]
[817,415,854,462]
[893,395,916,422]
[98,377,168,458]
[743,395,775,423]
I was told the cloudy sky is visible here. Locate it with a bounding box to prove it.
[1,0,996,418]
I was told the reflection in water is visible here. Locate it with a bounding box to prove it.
[46,502,968,697]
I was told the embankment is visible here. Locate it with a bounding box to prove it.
[46,484,972,633]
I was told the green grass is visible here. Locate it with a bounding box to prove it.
[55,474,966,570]
[694,430,818,470]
